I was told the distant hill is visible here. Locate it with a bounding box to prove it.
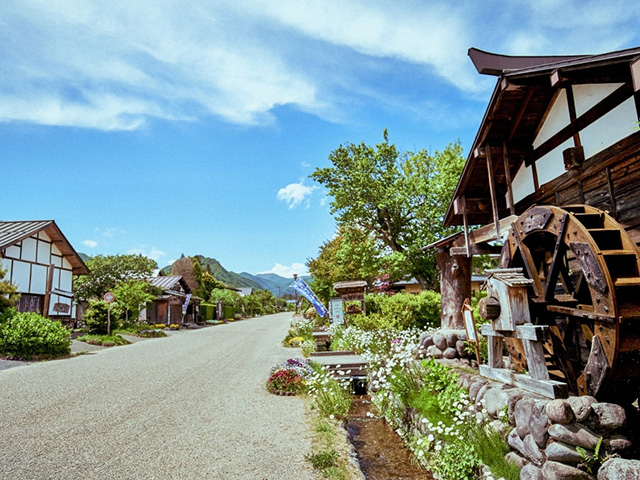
[239,272,310,296]
[161,255,263,290]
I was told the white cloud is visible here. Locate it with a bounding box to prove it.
[127,246,167,263]
[259,262,308,278]
[277,181,318,209]
[82,239,98,248]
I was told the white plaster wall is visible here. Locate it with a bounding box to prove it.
[37,240,50,265]
[5,245,20,259]
[51,244,61,256]
[21,238,37,262]
[511,163,536,204]
[537,139,574,186]
[573,84,621,117]
[60,269,72,292]
[533,89,570,149]
[1,258,12,277]
[30,264,47,295]
[51,255,62,268]
[11,261,30,292]
[580,98,637,159]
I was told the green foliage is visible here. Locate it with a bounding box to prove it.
[0,265,19,313]
[0,308,71,359]
[301,339,317,357]
[469,422,521,480]
[310,130,465,289]
[83,299,124,334]
[577,437,606,474]
[74,254,157,301]
[209,288,243,309]
[76,334,130,347]
[200,303,216,320]
[112,279,156,323]
[353,291,441,330]
[305,450,339,470]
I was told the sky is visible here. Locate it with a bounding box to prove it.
[2,1,640,278]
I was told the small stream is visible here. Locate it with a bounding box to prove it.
[346,395,434,480]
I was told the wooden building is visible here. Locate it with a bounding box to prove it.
[0,220,89,324]
[431,46,640,399]
[145,275,202,326]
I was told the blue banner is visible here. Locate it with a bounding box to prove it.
[291,278,328,317]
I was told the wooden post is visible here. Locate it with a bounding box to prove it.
[502,141,516,215]
[435,249,471,330]
[485,146,501,239]
[42,263,55,318]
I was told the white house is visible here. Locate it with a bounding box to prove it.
[0,220,89,323]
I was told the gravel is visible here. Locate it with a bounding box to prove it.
[0,312,321,480]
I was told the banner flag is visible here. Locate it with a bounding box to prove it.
[291,278,328,317]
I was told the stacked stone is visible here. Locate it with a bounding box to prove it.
[419,329,471,360]
[456,371,640,480]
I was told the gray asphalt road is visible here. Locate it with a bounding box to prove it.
[0,313,320,480]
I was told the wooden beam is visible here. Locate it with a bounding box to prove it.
[485,146,501,238]
[462,196,471,257]
[468,215,518,245]
[565,86,582,148]
[508,87,536,142]
[450,244,503,256]
[502,141,516,215]
[42,263,55,319]
[511,223,544,297]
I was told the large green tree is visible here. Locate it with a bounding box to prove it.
[311,130,464,289]
[112,279,157,323]
[74,254,158,301]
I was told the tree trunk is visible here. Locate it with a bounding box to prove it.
[435,249,472,330]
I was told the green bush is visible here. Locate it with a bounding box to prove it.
[0,308,71,359]
[201,303,216,320]
[83,300,123,334]
[354,290,441,330]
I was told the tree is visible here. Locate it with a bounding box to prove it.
[74,254,158,301]
[170,255,198,292]
[310,130,464,289]
[0,265,19,313]
[209,288,243,309]
[112,279,157,323]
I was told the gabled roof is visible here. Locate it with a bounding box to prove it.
[444,45,640,227]
[0,220,89,275]
[148,275,190,292]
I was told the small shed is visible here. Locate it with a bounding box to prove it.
[333,280,367,314]
[146,276,202,326]
[0,220,89,325]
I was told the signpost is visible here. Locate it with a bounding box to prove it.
[462,298,481,365]
[104,291,115,335]
[329,298,344,325]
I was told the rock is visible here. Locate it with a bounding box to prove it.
[433,332,447,350]
[530,400,550,447]
[425,345,443,359]
[548,423,601,450]
[457,330,467,342]
[484,387,509,418]
[591,403,626,431]
[604,434,632,452]
[521,463,544,480]
[443,347,458,359]
[508,427,526,457]
[506,390,525,425]
[566,396,597,422]
[457,373,472,390]
[504,451,527,469]
[522,433,545,465]
[443,330,458,347]
[546,399,575,424]
[488,419,506,435]
[597,458,640,480]
[542,461,596,480]
[455,339,467,358]
[475,384,492,410]
[545,441,583,465]
[515,398,536,438]
[419,333,434,349]
[469,380,488,404]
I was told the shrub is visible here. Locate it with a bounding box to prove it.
[83,299,123,334]
[76,334,130,347]
[356,291,441,330]
[266,369,304,394]
[301,339,317,357]
[0,308,71,359]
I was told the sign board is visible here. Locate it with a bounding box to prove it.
[53,302,70,313]
[329,298,344,325]
[103,292,115,303]
[462,298,481,364]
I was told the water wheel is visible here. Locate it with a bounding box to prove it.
[499,205,640,401]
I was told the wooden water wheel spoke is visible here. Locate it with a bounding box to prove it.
[503,205,640,399]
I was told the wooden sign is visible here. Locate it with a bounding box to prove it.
[461,299,481,364]
[53,302,70,313]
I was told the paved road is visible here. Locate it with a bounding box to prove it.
[0,313,320,480]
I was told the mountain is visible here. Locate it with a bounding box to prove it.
[161,256,263,290]
[239,272,310,296]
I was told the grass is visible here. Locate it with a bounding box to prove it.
[76,334,130,347]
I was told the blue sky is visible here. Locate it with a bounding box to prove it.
[2,1,640,277]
